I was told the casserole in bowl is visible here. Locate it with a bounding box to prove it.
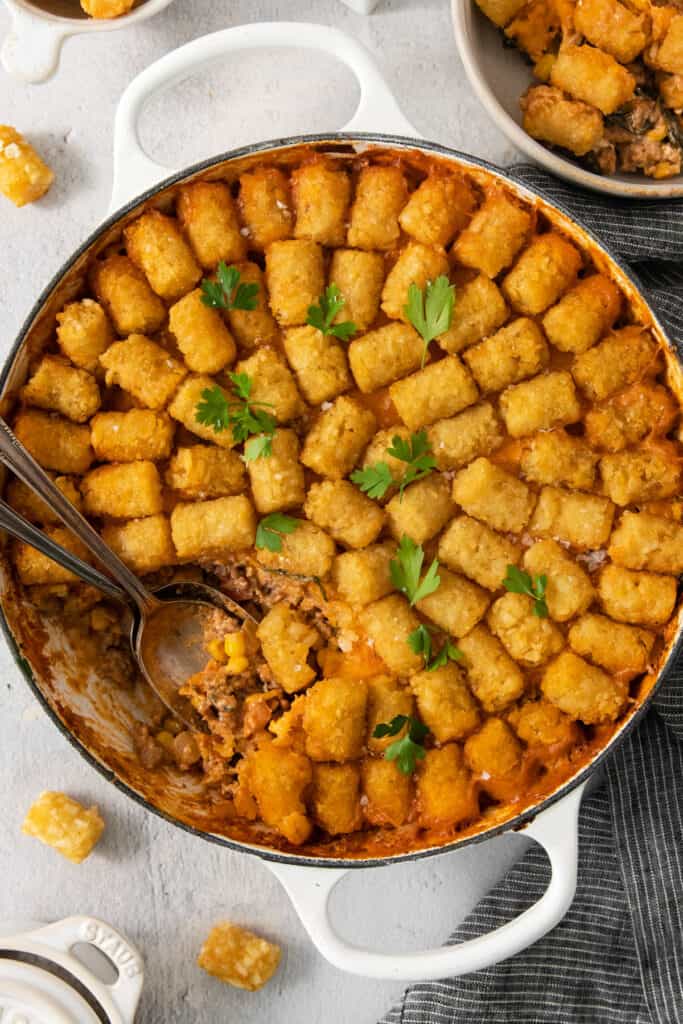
[1,23,682,980]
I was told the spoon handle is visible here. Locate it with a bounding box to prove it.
[0,498,126,602]
[0,417,158,615]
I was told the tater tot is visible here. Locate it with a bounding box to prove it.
[487,592,564,665]
[332,542,396,606]
[550,44,636,115]
[99,335,187,409]
[520,430,598,490]
[348,322,424,393]
[453,457,535,533]
[171,496,256,560]
[257,604,318,694]
[362,758,413,827]
[235,347,305,423]
[502,233,582,316]
[474,0,527,27]
[283,326,352,405]
[256,519,336,578]
[464,719,523,794]
[438,515,521,591]
[453,192,532,278]
[14,527,91,586]
[168,289,236,374]
[301,395,376,479]
[521,86,605,157]
[574,0,650,62]
[608,511,683,574]
[101,514,176,575]
[245,743,311,845]
[598,563,677,625]
[380,242,450,322]
[386,474,454,544]
[238,167,293,249]
[542,273,622,354]
[463,317,548,393]
[585,382,678,453]
[530,486,615,549]
[292,160,351,246]
[572,326,659,401]
[366,676,415,753]
[176,181,246,269]
[417,745,478,829]
[0,126,53,207]
[647,13,683,73]
[410,663,480,742]
[13,409,93,475]
[305,480,384,549]
[91,409,175,462]
[428,402,504,471]
[247,428,305,515]
[7,474,81,526]
[265,239,324,326]
[568,613,654,675]
[359,595,423,676]
[80,0,134,15]
[459,625,525,711]
[499,371,581,437]
[658,72,683,107]
[399,174,477,248]
[312,763,362,835]
[508,699,579,752]
[523,540,594,622]
[600,444,681,506]
[437,275,508,354]
[81,461,163,519]
[347,165,408,251]
[389,355,479,430]
[329,249,385,332]
[22,355,100,423]
[168,375,235,447]
[124,210,201,301]
[166,445,246,499]
[224,261,279,353]
[417,567,490,638]
[303,678,367,762]
[541,651,627,723]
[89,255,166,337]
[56,299,114,371]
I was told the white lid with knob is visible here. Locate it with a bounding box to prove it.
[0,916,144,1024]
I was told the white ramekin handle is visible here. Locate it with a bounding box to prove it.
[267,781,585,981]
[1,8,65,83]
[25,915,144,1023]
[110,21,418,213]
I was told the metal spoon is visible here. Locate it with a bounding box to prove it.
[0,416,255,732]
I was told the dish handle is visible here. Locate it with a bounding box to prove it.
[266,781,585,981]
[110,21,418,213]
[1,6,66,83]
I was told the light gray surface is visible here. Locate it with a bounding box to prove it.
[0,2,524,1021]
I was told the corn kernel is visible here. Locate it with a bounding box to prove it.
[226,656,249,676]
[224,632,246,658]
[155,730,175,755]
[207,638,227,663]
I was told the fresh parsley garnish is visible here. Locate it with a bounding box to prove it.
[306,284,357,341]
[503,565,549,618]
[404,275,455,367]
[195,373,276,458]
[350,431,437,501]
[255,513,300,553]
[408,623,463,671]
[200,262,259,311]
[390,535,441,606]
[373,715,429,775]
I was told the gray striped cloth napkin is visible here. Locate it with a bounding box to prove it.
[380,166,683,1024]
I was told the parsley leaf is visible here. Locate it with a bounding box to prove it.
[350,461,393,500]
[307,284,357,341]
[195,386,232,432]
[390,535,441,606]
[194,374,276,457]
[503,565,549,618]
[244,434,273,462]
[200,262,259,311]
[373,714,430,775]
[255,513,300,553]
[387,430,437,499]
[408,623,463,671]
[404,275,455,367]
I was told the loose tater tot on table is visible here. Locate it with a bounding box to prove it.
[238,167,293,249]
[166,445,245,499]
[91,409,174,463]
[22,355,100,423]
[600,445,681,505]
[572,326,659,401]
[168,289,236,374]
[366,676,414,753]
[584,382,678,453]
[245,743,311,845]
[410,663,480,743]
[520,430,598,490]
[608,511,683,574]
[304,480,384,549]
[437,275,508,354]
[417,567,491,637]
[541,651,627,724]
[14,409,93,475]
[224,261,279,353]
[550,45,636,115]
[347,165,408,251]
[89,255,166,337]
[0,126,53,206]
[521,86,605,157]
[292,160,351,246]
[303,677,367,762]
[428,403,503,471]
[56,299,113,372]
[283,326,352,405]
[568,613,654,675]
[14,528,91,586]
[453,457,536,533]
[360,595,424,676]
[81,461,163,519]
[100,335,187,410]
[332,542,396,606]
[101,515,176,575]
[256,604,318,693]
[124,209,201,302]
[389,355,479,430]
[438,515,521,591]
[247,429,305,515]
[168,376,235,447]
[176,181,246,269]
[380,242,450,321]
[265,240,324,326]
[598,563,677,625]
[256,520,336,578]
[7,474,81,526]
[499,371,581,437]
[463,317,548,393]
[197,921,281,992]
[417,745,478,830]
[362,758,413,827]
[574,0,650,63]
[399,174,477,248]
[487,592,564,665]
[386,474,454,544]
[312,763,362,835]
[171,496,256,560]
[530,486,615,549]
[301,396,376,479]
[329,249,385,332]
[542,273,622,354]
[21,791,104,864]
[348,323,424,393]
[523,540,594,622]
[452,193,531,278]
[502,233,581,316]
[458,625,526,712]
[235,347,305,423]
